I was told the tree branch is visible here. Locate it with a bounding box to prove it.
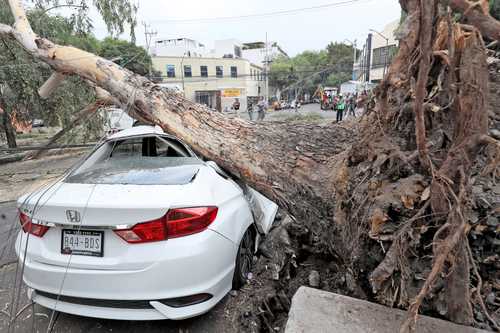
[7,0,37,51]
[0,24,13,36]
[38,72,66,99]
[449,0,500,41]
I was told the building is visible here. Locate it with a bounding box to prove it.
[152,55,265,112]
[151,37,287,112]
[353,19,399,84]
[242,41,289,68]
[151,38,207,58]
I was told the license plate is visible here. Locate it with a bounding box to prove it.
[61,230,104,257]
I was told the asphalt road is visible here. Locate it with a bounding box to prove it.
[234,102,361,122]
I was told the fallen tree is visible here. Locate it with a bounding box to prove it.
[1,0,499,332]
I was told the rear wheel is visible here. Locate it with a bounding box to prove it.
[232,228,255,289]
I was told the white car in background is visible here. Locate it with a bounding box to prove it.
[16,126,277,321]
[103,108,135,135]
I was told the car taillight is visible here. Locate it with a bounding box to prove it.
[19,211,50,237]
[113,207,218,244]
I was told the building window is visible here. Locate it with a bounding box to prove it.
[372,45,397,69]
[200,66,208,77]
[216,66,223,78]
[231,66,238,78]
[167,65,175,78]
[184,65,192,78]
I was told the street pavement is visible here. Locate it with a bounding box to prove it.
[233,102,361,122]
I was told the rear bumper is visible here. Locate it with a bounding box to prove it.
[17,229,237,320]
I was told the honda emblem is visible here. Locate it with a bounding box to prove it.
[66,210,81,223]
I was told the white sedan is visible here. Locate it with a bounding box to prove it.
[16,126,277,321]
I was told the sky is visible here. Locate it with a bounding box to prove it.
[90,0,402,56]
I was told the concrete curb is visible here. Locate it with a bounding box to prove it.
[285,287,488,333]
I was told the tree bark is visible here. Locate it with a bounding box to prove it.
[0,96,17,149]
[449,0,500,41]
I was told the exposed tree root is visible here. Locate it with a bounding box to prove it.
[467,242,500,331]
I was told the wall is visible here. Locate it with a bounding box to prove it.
[369,20,399,82]
[352,19,399,83]
[152,56,264,112]
[152,38,207,57]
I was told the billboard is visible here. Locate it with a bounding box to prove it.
[221,89,241,97]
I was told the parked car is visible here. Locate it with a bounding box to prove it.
[280,101,291,109]
[291,100,301,110]
[16,126,278,321]
[32,118,44,127]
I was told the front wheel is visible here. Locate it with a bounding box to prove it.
[232,228,255,289]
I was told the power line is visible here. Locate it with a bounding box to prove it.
[150,0,373,24]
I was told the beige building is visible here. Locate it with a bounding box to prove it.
[354,19,399,84]
[152,56,265,112]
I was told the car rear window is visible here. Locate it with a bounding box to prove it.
[65,136,203,185]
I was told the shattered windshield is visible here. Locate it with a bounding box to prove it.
[65,136,203,185]
[65,157,202,185]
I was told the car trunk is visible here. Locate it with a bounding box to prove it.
[22,170,212,270]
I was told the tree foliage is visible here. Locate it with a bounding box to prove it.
[491,0,500,20]
[269,43,355,98]
[27,0,137,40]
[98,37,152,76]
[0,0,139,146]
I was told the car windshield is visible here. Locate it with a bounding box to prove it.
[65,135,203,185]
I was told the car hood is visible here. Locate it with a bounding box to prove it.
[18,166,217,227]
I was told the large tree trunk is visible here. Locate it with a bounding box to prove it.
[1,1,499,332]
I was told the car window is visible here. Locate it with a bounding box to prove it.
[65,135,202,185]
[111,138,143,157]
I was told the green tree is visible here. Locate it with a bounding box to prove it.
[491,0,500,20]
[269,43,355,98]
[0,0,137,147]
[98,37,152,76]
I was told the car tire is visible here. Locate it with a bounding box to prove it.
[232,228,255,289]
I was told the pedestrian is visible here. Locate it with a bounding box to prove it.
[247,102,254,121]
[336,95,345,122]
[348,94,356,118]
[233,98,240,112]
[293,98,299,113]
[257,97,267,121]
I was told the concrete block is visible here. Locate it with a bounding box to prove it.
[285,287,487,333]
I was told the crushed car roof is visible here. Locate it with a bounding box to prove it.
[107,125,165,140]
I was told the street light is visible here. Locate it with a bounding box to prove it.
[369,29,389,78]
[344,39,357,81]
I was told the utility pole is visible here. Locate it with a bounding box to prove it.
[265,32,270,103]
[344,39,357,81]
[143,22,157,77]
[365,33,373,83]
